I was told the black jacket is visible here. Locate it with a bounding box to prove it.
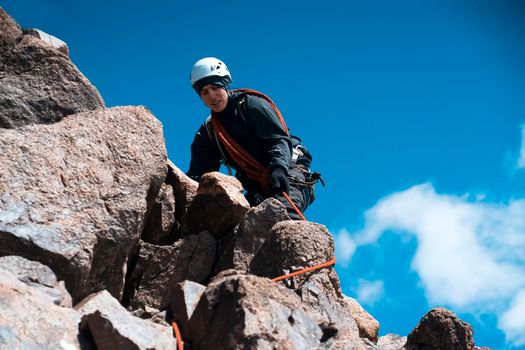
[187,90,293,192]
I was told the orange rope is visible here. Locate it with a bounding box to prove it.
[172,321,183,349]
[271,256,336,282]
[231,89,289,134]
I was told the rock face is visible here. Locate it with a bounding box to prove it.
[142,183,176,244]
[0,266,87,349]
[0,8,104,128]
[406,308,475,350]
[189,271,323,350]
[183,172,250,237]
[76,290,177,350]
[126,232,216,310]
[0,106,167,302]
[217,198,290,272]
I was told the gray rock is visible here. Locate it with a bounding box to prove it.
[183,172,250,238]
[0,9,104,128]
[0,268,87,349]
[171,280,207,339]
[0,106,167,302]
[217,198,290,273]
[0,255,73,307]
[0,254,57,286]
[24,28,69,56]
[377,334,407,350]
[76,290,177,350]
[189,270,323,350]
[126,232,216,310]
[406,307,475,350]
[142,183,176,244]
[166,160,198,230]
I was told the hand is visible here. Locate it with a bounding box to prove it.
[270,167,290,195]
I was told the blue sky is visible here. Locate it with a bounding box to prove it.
[3,1,525,348]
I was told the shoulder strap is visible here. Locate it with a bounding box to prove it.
[205,116,233,176]
[230,88,289,135]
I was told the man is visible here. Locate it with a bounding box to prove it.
[187,57,318,220]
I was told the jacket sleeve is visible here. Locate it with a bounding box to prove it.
[187,123,222,181]
[246,96,293,172]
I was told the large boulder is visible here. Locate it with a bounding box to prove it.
[0,106,167,302]
[406,307,475,350]
[125,232,216,310]
[0,8,104,128]
[76,290,177,350]
[183,172,250,238]
[0,267,89,349]
[189,270,323,350]
[250,221,372,343]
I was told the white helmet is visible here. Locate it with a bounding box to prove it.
[190,57,232,92]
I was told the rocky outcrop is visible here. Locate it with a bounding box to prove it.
[76,290,177,350]
[0,7,489,350]
[0,9,104,128]
[406,308,475,350]
[126,232,216,310]
[183,172,250,237]
[189,270,323,350]
[0,106,167,302]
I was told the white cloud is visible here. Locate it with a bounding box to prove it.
[499,290,525,347]
[334,228,357,267]
[339,183,525,346]
[517,124,525,169]
[355,279,384,306]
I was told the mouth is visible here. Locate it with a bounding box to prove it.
[211,100,222,107]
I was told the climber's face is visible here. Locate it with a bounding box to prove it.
[199,84,228,113]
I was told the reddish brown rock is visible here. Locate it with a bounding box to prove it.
[166,160,198,229]
[0,106,167,302]
[0,9,104,128]
[251,221,374,343]
[0,268,88,349]
[406,307,474,350]
[76,290,177,350]
[126,232,216,310]
[142,183,176,244]
[216,198,290,273]
[344,296,380,342]
[183,172,250,238]
[189,270,323,350]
